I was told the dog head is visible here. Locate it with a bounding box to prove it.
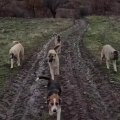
[113,51,118,60]
[48,50,57,62]
[48,94,61,113]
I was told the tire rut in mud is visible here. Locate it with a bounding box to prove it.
[0,20,120,120]
[59,20,120,120]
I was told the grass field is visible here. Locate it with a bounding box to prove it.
[0,18,72,89]
[84,16,120,83]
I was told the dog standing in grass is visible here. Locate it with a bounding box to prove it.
[101,44,119,72]
[48,45,60,80]
[9,41,24,68]
[54,34,61,54]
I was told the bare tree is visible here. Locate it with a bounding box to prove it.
[44,0,68,18]
[92,0,113,15]
[25,0,44,17]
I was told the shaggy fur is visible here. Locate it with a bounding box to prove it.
[9,41,24,68]
[54,34,61,54]
[101,44,118,72]
[48,45,60,80]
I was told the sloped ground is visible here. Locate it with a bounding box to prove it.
[0,20,120,120]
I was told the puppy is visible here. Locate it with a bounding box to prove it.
[9,41,24,68]
[101,44,118,72]
[54,34,61,54]
[48,45,60,80]
[36,76,61,120]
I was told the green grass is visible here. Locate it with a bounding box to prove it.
[84,16,120,82]
[0,18,72,89]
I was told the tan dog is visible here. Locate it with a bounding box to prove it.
[48,45,60,80]
[9,41,24,68]
[101,44,118,72]
[54,34,61,54]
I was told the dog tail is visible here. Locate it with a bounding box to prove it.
[12,41,19,45]
[12,41,20,44]
[54,44,60,51]
[36,76,52,82]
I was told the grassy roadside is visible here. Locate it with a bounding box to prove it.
[84,16,120,83]
[0,18,72,89]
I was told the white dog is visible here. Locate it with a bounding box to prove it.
[101,44,118,72]
[9,41,24,68]
[54,34,61,54]
[48,45,60,80]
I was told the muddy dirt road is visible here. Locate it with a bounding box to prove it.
[0,20,120,120]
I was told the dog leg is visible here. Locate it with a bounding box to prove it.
[106,60,110,70]
[17,55,20,66]
[56,66,59,75]
[49,64,54,80]
[11,59,14,68]
[101,50,104,61]
[21,49,24,60]
[113,60,117,72]
[57,107,61,120]
[59,46,61,53]
[55,58,60,75]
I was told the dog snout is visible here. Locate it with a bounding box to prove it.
[53,109,57,113]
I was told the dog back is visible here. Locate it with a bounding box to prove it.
[48,80,61,96]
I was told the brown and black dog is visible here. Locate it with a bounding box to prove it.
[36,76,61,120]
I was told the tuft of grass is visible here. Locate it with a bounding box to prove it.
[41,112,55,120]
[84,16,120,82]
[0,18,72,89]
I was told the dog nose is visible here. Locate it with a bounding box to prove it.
[53,109,57,113]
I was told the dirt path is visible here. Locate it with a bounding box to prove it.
[0,20,120,120]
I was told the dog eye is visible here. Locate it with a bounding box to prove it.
[51,103,54,106]
[56,102,59,106]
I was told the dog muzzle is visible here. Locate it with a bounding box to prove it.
[49,56,54,62]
